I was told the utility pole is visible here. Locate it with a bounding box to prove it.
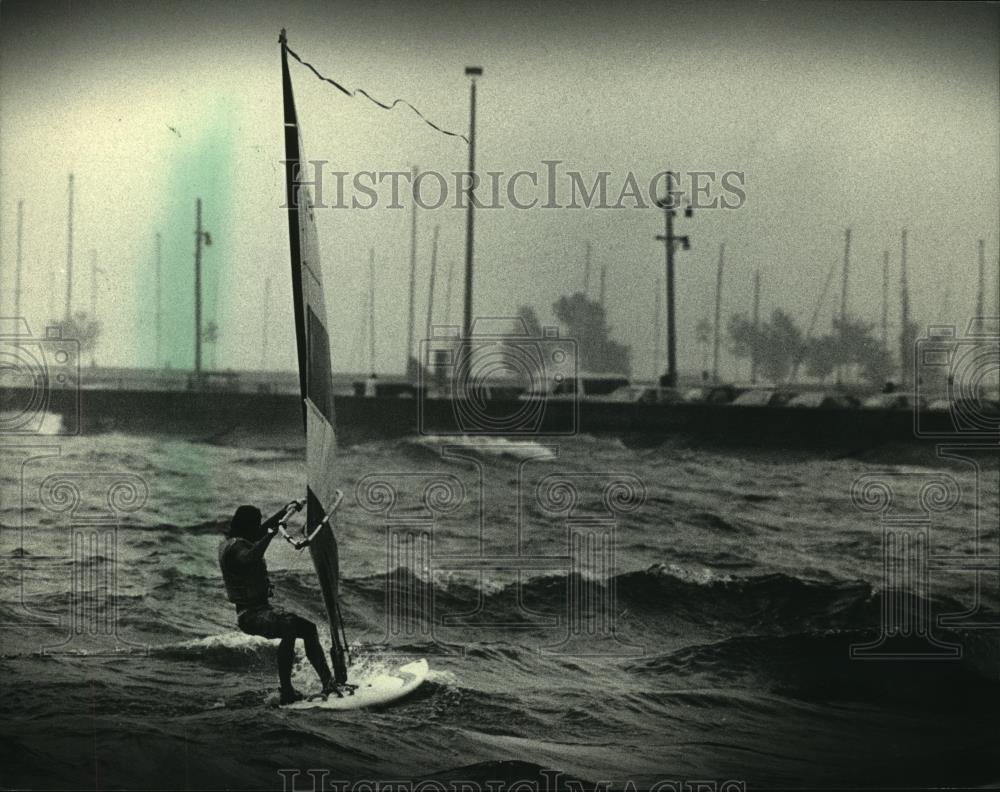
[194,198,212,376]
[881,250,889,350]
[14,200,23,319]
[425,224,440,350]
[406,165,418,378]
[750,269,761,385]
[462,66,482,343]
[654,172,693,389]
[65,173,74,321]
[368,248,376,374]
[599,263,607,309]
[155,232,162,368]
[584,241,591,296]
[712,243,725,382]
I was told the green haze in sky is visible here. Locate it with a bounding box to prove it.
[137,100,238,371]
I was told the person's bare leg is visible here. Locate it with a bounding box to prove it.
[277,636,302,704]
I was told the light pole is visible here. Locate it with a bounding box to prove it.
[462,66,482,342]
[654,172,693,389]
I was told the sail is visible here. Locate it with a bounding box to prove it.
[280,31,349,684]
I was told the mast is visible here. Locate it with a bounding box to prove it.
[444,250,455,326]
[584,241,591,296]
[840,228,851,327]
[599,263,607,309]
[836,228,851,385]
[712,243,725,382]
[368,248,376,374]
[899,229,910,385]
[65,173,74,321]
[90,250,100,367]
[14,200,23,320]
[90,249,98,320]
[155,232,162,368]
[406,165,418,378]
[262,277,270,370]
[881,250,889,350]
[975,239,985,318]
[425,225,440,351]
[750,268,761,385]
[279,28,350,686]
[280,33,308,410]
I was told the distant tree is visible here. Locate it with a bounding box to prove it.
[514,305,542,337]
[60,311,102,367]
[802,317,896,387]
[759,309,804,383]
[802,335,838,382]
[552,291,631,375]
[727,309,804,384]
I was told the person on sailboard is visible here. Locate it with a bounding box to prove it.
[219,501,336,704]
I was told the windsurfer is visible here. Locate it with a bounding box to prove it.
[219,502,336,704]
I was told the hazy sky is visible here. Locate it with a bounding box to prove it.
[1,0,997,379]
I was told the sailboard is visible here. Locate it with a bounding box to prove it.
[278,30,427,705]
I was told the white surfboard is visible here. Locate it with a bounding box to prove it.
[283,659,429,711]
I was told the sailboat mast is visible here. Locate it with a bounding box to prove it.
[155,232,162,368]
[90,249,98,320]
[750,268,761,385]
[261,277,270,370]
[425,225,439,351]
[899,229,910,384]
[712,243,725,382]
[369,248,376,373]
[881,250,889,351]
[406,165,418,377]
[14,200,23,320]
[976,239,985,318]
[836,228,851,384]
[65,173,74,321]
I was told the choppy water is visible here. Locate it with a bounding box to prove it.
[2,426,999,788]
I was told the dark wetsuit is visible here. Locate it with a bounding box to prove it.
[219,507,331,696]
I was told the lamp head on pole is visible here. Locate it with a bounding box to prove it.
[465,66,483,78]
